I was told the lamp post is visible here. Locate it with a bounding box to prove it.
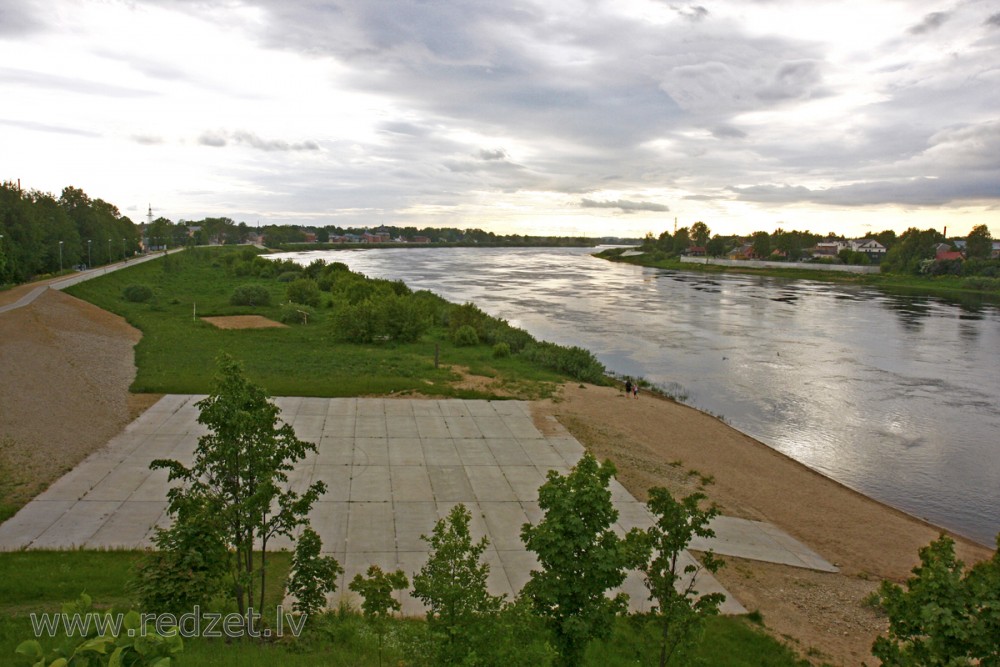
[108,238,111,265]
[122,238,126,261]
[87,239,92,268]
[58,240,63,272]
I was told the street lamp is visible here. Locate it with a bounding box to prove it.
[122,238,126,261]
[87,239,92,268]
[58,240,63,272]
[108,238,112,265]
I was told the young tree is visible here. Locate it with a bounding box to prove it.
[750,230,772,259]
[286,526,343,617]
[151,354,327,619]
[872,533,1000,666]
[349,565,409,667]
[412,504,505,664]
[640,487,726,667]
[520,453,644,666]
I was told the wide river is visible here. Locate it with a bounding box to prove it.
[274,246,1000,546]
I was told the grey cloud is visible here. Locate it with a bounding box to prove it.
[909,12,950,35]
[986,13,1000,27]
[132,134,165,145]
[670,4,709,22]
[581,198,669,213]
[198,131,228,147]
[730,175,1000,206]
[478,148,507,160]
[712,125,747,139]
[0,4,44,36]
[198,130,319,151]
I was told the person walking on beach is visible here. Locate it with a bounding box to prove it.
[633,382,639,399]
[624,379,632,396]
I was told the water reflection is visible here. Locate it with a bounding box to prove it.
[273,247,1000,545]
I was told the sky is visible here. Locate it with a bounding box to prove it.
[1,0,999,238]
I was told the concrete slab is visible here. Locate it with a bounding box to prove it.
[0,396,850,617]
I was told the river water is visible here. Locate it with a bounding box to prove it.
[273,246,1000,546]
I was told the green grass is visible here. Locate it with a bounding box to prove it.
[64,247,568,398]
[600,251,1000,299]
[1,551,811,666]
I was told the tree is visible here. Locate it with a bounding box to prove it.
[639,488,726,667]
[750,230,771,259]
[872,533,1000,666]
[520,453,644,666]
[672,227,691,254]
[705,235,727,257]
[151,354,326,619]
[349,565,409,667]
[691,221,710,248]
[965,224,993,260]
[412,504,505,665]
[286,526,343,617]
[881,227,944,274]
[657,230,674,254]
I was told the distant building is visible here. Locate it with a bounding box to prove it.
[850,239,887,262]
[410,236,431,244]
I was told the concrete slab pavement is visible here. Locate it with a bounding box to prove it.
[0,396,838,615]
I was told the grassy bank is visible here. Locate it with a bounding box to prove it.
[64,246,604,399]
[597,248,1000,300]
[0,551,811,667]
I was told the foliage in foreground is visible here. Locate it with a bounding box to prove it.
[872,533,1000,666]
[149,354,326,618]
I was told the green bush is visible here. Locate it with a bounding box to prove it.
[280,302,315,324]
[230,284,271,306]
[277,270,302,283]
[493,342,511,358]
[122,284,153,302]
[521,341,606,384]
[453,324,479,346]
[332,299,383,343]
[287,278,321,307]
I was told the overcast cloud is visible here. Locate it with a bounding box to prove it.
[1,0,997,237]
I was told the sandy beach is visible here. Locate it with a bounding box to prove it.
[1,283,994,666]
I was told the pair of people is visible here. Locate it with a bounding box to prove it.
[623,378,639,399]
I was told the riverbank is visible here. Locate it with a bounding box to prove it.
[534,382,995,665]
[596,248,1000,298]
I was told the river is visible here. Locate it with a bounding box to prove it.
[273,246,1000,546]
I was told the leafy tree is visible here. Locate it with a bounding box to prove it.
[691,221,710,248]
[750,230,771,259]
[656,230,674,254]
[705,235,727,257]
[151,354,326,619]
[881,227,944,275]
[286,277,321,307]
[872,533,1000,666]
[412,504,505,665]
[965,224,993,260]
[672,227,691,254]
[639,488,726,667]
[520,453,644,666]
[286,526,343,617]
[349,565,409,667]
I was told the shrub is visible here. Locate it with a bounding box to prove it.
[287,278,321,307]
[521,341,607,384]
[383,294,430,343]
[286,526,343,617]
[277,270,302,283]
[122,284,153,302]
[280,302,315,324]
[230,284,271,307]
[453,324,479,346]
[493,342,511,358]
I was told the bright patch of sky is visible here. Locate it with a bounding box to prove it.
[1,0,998,237]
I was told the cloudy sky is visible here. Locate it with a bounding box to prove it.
[2,0,998,237]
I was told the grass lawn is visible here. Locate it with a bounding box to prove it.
[64,247,568,399]
[1,551,812,667]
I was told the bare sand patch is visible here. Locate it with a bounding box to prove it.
[201,315,287,329]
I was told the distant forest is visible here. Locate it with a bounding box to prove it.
[0,182,626,286]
